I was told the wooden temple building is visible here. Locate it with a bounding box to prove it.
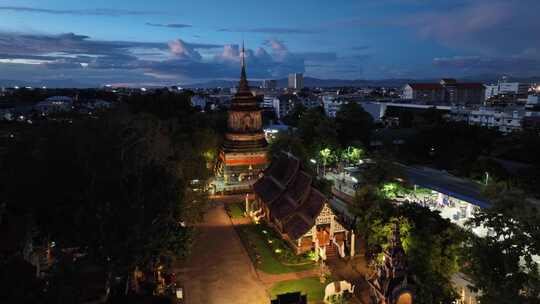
[250,152,354,260]
[367,223,415,304]
[215,44,268,190]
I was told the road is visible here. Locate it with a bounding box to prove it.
[178,201,269,304]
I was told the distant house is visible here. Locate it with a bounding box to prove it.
[35,96,74,114]
[251,153,353,260]
[80,99,113,110]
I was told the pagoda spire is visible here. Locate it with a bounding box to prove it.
[238,40,249,91]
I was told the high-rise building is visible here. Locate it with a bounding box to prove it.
[288,73,304,90]
[262,79,277,89]
[215,45,268,189]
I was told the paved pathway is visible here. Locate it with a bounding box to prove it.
[177,202,268,304]
[257,268,320,286]
[327,255,371,304]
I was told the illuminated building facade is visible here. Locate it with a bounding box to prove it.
[216,44,268,188]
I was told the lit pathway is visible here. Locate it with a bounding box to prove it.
[257,268,319,286]
[177,201,269,304]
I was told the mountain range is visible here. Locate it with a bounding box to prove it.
[1,76,539,89]
[182,76,540,89]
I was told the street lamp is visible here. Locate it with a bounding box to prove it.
[310,159,319,176]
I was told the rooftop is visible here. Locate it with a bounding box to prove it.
[397,164,491,208]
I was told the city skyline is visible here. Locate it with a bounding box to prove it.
[1,0,539,86]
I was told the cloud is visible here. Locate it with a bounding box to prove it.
[218,27,319,35]
[168,39,202,60]
[326,0,540,57]
[0,6,164,16]
[433,53,540,77]
[145,22,192,28]
[0,31,339,85]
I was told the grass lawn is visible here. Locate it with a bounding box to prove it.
[225,202,245,218]
[270,277,325,302]
[235,223,316,274]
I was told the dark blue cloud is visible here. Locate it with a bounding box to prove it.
[0,31,330,85]
[145,22,192,28]
[218,27,319,35]
[0,6,165,16]
[433,55,540,77]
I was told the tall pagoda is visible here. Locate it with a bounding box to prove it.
[216,43,268,188]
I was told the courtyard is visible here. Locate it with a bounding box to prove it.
[176,201,268,304]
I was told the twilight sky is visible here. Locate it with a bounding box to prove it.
[0,0,539,86]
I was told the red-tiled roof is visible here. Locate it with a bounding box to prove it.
[253,176,283,204]
[270,195,298,221]
[266,154,300,185]
[283,214,312,240]
[285,171,312,203]
[296,189,326,220]
[253,152,331,241]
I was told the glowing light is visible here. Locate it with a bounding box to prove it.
[274,248,282,254]
[268,240,273,244]
[262,230,267,234]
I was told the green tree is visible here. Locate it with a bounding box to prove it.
[397,203,464,303]
[268,132,308,162]
[297,107,338,154]
[282,103,306,127]
[335,102,373,147]
[350,185,465,303]
[464,189,540,304]
[1,99,214,298]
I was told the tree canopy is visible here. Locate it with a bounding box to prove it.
[464,189,540,303]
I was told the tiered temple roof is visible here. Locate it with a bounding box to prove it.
[253,153,327,240]
[220,43,267,153]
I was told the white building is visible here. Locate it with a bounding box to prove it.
[497,82,529,96]
[190,95,208,110]
[80,99,113,110]
[322,95,347,117]
[298,95,320,109]
[35,96,74,114]
[288,73,304,90]
[527,94,540,106]
[272,94,297,119]
[450,106,524,134]
[262,79,277,90]
[261,95,275,109]
[484,84,499,100]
